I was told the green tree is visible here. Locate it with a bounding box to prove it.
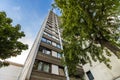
[0,12,28,67]
[53,0,120,73]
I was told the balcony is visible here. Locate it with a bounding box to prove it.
[45,27,58,37]
[40,41,61,53]
[43,34,60,44]
[36,51,62,66]
[30,70,66,80]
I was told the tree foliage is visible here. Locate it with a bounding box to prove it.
[53,0,120,72]
[0,12,28,67]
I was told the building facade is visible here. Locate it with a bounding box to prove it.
[83,53,120,80]
[0,61,23,80]
[18,10,84,80]
[29,10,67,80]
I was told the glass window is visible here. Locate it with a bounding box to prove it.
[48,33,52,37]
[56,44,61,48]
[86,71,94,80]
[52,42,56,46]
[47,39,52,44]
[36,61,50,73]
[41,37,46,42]
[43,63,50,72]
[44,32,52,37]
[42,49,46,54]
[38,62,43,71]
[39,46,51,55]
[46,49,51,55]
[57,53,62,58]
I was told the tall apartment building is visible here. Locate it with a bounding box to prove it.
[18,10,84,80]
[29,10,66,80]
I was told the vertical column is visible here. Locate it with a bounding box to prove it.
[18,11,50,80]
[55,14,70,80]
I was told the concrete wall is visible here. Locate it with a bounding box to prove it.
[83,54,120,80]
[0,64,22,80]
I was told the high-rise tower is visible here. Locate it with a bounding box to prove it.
[29,10,67,80]
[18,10,67,80]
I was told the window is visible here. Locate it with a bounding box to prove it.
[37,61,51,73]
[47,39,52,44]
[59,67,65,76]
[42,49,51,55]
[57,53,62,58]
[43,63,50,72]
[37,62,43,71]
[48,33,52,37]
[46,49,51,55]
[56,44,61,49]
[39,46,51,55]
[86,71,94,80]
[52,42,57,47]
[41,37,52,45]
[41,37,46,42]
[44,32,52,37]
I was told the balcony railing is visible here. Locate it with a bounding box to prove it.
[30,70,66,80]
[40,41,61,53]
[43,34,60,44]
[44,28,59,38]
[36,51,62,66]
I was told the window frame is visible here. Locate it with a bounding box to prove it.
[46,39,52,44]
[37,61,51,73]
[86,70,94,80]
[39,46,51,55]
[56,44,61,49]
[57,52,62,58]
[41,37,47,42]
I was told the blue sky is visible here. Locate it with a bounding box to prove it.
[0,0,59,64]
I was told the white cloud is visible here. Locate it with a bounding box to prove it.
[7,35,34,64]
